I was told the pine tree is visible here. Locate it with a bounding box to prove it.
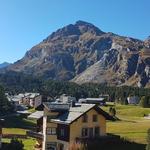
[0,85,10,114]
[140,96,150,108]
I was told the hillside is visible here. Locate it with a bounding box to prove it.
[0,62,11,69]
[1,21,150,87]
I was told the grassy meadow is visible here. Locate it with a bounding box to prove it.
[2,114,36,150]
[1,104,150,149]
[102,105,150,144]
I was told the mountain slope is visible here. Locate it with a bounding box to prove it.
[0,62,11,69]
[2,21,150,87]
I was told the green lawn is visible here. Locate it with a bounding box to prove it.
[3,128,26,135]
[28,108,36,113]
[2,114,36,150]
[2,105,150,149]
[2,114,36,135]
[2,114,36,129]
[102,105,150,144]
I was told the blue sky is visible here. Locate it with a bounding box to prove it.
[0,0,150,63]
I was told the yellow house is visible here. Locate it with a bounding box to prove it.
[42,102,112,150]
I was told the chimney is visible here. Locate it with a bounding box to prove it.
[70,100,76,107]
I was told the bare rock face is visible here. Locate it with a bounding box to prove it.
[2,21,150,87]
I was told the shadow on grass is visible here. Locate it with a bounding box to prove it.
[1,143,9,150]
[2,114,36,130]
[119,119,137,123]
[86,138,145,150]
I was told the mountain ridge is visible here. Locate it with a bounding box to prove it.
[0,62,11,69]
[1,21,150,87]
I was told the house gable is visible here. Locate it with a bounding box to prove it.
[69,107,107,142]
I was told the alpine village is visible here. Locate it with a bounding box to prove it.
[0,20,150,150]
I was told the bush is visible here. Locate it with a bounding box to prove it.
[140,96,150,108]
[5,138,24,150]
[109,107,116,117]
[146,129,150,150]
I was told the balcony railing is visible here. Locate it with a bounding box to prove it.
[26,131,43,139]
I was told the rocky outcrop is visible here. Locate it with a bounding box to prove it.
[1,21,150,87]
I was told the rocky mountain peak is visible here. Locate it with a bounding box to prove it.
[1,21,150,87]
[75,20,105,35]
[47,24,80,40]
[46,20,104,41]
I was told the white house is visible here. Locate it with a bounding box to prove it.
[79,98,106,105]
[127,96,139,105]
[58,94,76,104]
[28,93,42,108]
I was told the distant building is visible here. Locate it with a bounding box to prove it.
[20,93,42,108]
[79,98,106,105]
[7,94,22,105]
[8,93,42,109]
[59,94,77,104]
[127,96,140,105]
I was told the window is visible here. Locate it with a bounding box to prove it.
[93,115,98,122]
[46,128,56,135]
[60,128,65,137]
[89,128,93,137]
[47,142,56,150]
[94,127,100,137]
[82,128,88,137]
[82,114,88,123]
[59,143,64,150]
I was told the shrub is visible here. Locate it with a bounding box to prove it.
[140,96,150,108]
[109,107,116,117]
[146,129,150,150]
[6,138,24,150]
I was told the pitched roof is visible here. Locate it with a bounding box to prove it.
[28,111,44,119]
[43,102,70,112]
[51,104,113,124]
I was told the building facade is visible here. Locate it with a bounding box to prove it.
[8,93,42,109]
[21,93,42,108]
[42,102,112,150]
[79,98,106,105]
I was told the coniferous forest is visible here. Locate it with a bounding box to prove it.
[0,71,150,104]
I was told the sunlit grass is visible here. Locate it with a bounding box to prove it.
[102,104,150,144]
[3,128,26,135]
